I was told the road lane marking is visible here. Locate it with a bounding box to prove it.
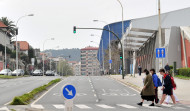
[0,106,9,111]
[96,104,115,109]
[53,104,65,109]
[31,79,63,105]
[117,104,137,109]
[75,104,92,109]
[31,104,44,109]
[172,106,186,109]
[143,104,161,109]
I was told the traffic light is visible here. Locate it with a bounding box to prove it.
[73,26,76,34]
[120,52,122,59]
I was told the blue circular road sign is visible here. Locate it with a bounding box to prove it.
[62,85,76,99]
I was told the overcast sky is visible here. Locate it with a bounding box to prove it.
[0,0,190,50]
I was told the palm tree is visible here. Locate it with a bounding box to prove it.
[0,17,16,36]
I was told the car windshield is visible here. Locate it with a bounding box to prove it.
[13,69,21,73]
[46,70,51,73]
[34,70,41,73]
[0,69,8,73]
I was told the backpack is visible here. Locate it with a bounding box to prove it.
[157,77,162,87]
[170,76,177,89]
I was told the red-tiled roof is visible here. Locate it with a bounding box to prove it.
[81,47,99,50]
[15,41,29,51]
[0,21,7,28]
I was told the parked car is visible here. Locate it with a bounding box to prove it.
[32,69,43,76]
[45,70,54,76]
[0,69,12,76]
[11,69,25,76]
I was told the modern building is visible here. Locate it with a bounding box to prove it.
[98,7,190,74]
[81,46,100,76]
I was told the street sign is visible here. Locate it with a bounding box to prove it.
[63,85,76,100]
[156,48,165,58]
[109,60,112,63]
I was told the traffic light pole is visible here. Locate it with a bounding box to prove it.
[74,27,125,79]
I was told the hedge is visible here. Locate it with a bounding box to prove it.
[10,78,61,105]
[178,68,190,77]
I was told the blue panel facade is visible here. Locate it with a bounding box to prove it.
[97,20,131,67]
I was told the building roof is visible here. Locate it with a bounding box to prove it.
[81,46,99,51]
[16,41,29,51]
[0,21,7,28]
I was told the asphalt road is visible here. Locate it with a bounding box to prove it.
[0,76,60,107]
[14,76,190,111]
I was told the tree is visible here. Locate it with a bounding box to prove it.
[28,47,34,63]
[0,17,16,36]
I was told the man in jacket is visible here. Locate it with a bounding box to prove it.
[138,65,142,76]
[158,69,176,106]
[164,63,170,72]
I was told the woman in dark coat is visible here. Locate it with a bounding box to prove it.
[137,69,155,106]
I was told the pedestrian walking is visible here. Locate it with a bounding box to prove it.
[138,64,142,76]
[150,69,162,104]
[165,71,179,104]
[158,69,176,106]
[137,69,155,106]
[164,63,171,72]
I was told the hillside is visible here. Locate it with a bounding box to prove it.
[45,48,81,61]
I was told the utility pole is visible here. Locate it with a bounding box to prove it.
[158,0,163,69]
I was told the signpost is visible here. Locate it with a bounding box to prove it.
[62,85,76,111]
[156,48,165,58]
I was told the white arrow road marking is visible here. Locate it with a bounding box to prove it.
[0,106,9,111]
[53,104,65,109]
[96,104,115,109]
[75,104,92,109]
[117,104,137,109]
[65,88,73,96]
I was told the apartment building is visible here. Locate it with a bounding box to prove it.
[80,46,100,76]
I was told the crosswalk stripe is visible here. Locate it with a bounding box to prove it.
[143,104,161,109]
[117,104,137,109]
[0,107,9,111]
[31,104,44,109]
[161,104,173,107]
[96,104,115,109]
[75,104,92,109]
[53,104,65,109]
[172,106,186,109]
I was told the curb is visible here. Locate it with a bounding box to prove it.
[109,76,141,92]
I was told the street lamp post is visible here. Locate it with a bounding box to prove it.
[15,14,34,76]
[43,38,54,76]
[116,0,125,73]
[93,20,111,74]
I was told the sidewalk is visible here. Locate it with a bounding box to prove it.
[109,74,190,105]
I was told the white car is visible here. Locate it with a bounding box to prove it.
[45,70,54,76]
[0,69,12,76]
[33,69,43,76]
[12,69,25,76]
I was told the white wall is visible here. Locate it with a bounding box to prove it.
[0,31,11,47]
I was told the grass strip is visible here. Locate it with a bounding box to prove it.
[0,75,21,79]
[175,75,190,80]
[10,78,61,105]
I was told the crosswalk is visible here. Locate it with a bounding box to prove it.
[28,104,190,110]
[1,104,189,111]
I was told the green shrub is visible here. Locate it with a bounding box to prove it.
[169,66,173,70]
[178,68,190,77]
[11,78,61,105]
